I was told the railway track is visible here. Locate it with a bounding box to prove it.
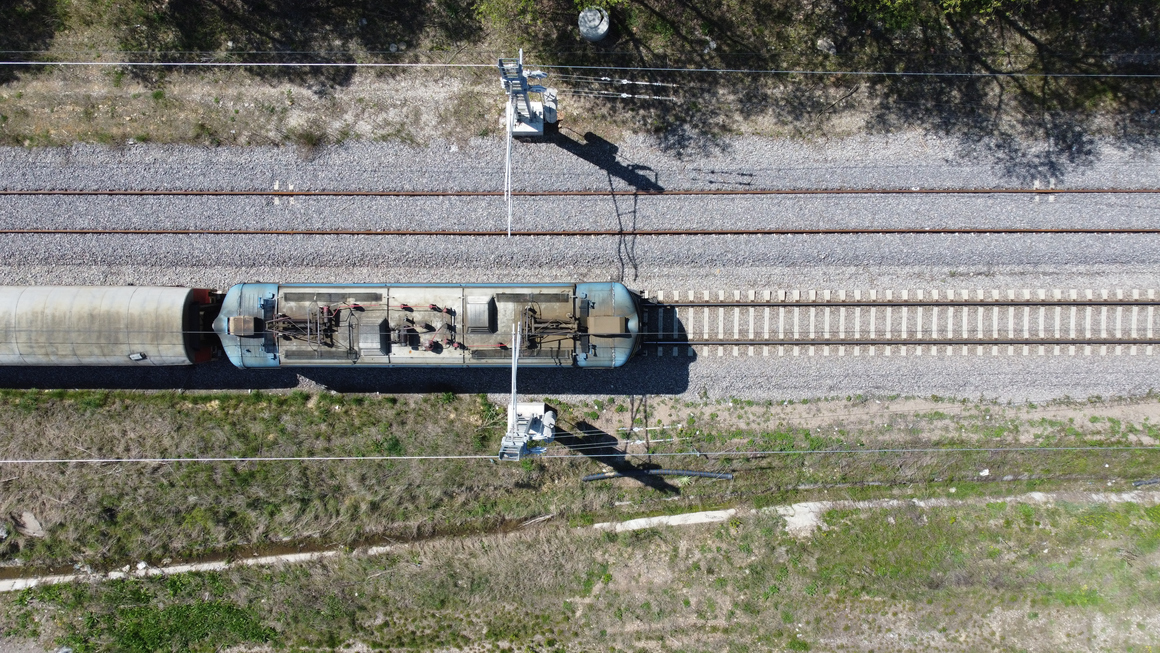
[5,186,1159,236]
[2,187,1159,197]
[638,288,1160,357]
[7,227,1160,236]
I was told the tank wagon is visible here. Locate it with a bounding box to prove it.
[0,286,219,366]
[0,282,640,369]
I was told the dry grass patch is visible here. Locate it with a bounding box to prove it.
[2,0,1158,165]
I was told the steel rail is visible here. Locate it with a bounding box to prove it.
[8,227,1160,236]
[649,338,1160,346]
[647,300,1160,308]
[2,188,1160,197]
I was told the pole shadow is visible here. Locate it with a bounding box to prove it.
[549,129,663,193]
[547,129,662,283]
[555,420,679,494]
[609,175,640,283]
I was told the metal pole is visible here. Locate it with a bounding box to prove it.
[507,321,521,435]
[505,99,513,238]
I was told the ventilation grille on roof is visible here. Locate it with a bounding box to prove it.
[466,296,497,334]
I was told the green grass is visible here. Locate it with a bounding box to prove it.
[5,496,1160,651]
[7,577,271,652]
[1,388,1158,579]
[0,389,533,566]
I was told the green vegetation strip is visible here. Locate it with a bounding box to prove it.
[0,388,1156,571]
[4,497,1159,651]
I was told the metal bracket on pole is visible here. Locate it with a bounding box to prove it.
[497,49,556,137]
[498,318,557,461]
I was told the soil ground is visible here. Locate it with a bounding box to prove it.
[2,0,1158,163]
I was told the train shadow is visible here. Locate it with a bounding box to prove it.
[0,349,694,395]
[555,421,679,494]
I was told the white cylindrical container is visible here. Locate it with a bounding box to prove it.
[579,7,610,43]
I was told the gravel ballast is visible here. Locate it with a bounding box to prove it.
[2,132,1159,401]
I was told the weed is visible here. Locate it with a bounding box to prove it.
[193,121,219,145]
[1050,587,1102,607]
[374,435,405,457]
[289,125,327,152]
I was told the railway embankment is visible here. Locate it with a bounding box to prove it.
[0,389,1159,649]
[0,388,1157,571]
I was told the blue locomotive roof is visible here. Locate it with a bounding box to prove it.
[213,282,640,370]
[575,282,640,368]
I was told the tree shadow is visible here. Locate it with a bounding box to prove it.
[555,420,679,494]
[800,0,1158,178]
[520,0,1160,180]
[0,0,63,84]
[115,0,482,90]
[828,0,1160,181]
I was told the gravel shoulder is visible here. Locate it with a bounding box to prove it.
[3,132,1160,192]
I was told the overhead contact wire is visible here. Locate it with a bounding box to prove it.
[535,63,1160,79]
[0,61,491,68]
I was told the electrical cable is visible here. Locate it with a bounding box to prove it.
[582,469,734,481]
[0,61,491,68]
[560,88,678,101]
[0,445,1155,465]
[552,73,680,87]
[535,63,1160,79]
[0,59,1156,79]
[4,48,1159,59]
